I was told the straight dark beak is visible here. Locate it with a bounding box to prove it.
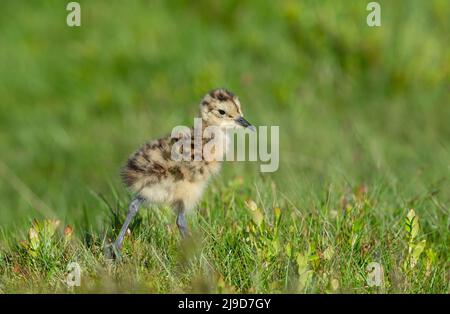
[235,116,256,132]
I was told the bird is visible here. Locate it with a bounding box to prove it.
[112,88,255,255]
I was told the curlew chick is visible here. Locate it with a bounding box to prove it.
[113,88,254,253]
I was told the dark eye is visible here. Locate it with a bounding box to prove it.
[218,109,226,115]
[217,94,227,101]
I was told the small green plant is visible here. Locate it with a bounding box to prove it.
[16,219,74,282]
[296,250,314,292]
[20,219,60,257]
[403,209,426,271]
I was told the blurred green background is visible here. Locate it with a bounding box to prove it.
[0,0,448,233]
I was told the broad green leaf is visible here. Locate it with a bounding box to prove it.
[244,199,258,212]
[43,219,60,238]
[405,209,419,240]
[251,210,264,227]
[28,227,40,251]
[285,243,292,257]
[298,270,313,291]
[425,248,436,264]
[410,239,426,268]
[323,246,335,261]
[330,278,340,291]
[296,252,309,271]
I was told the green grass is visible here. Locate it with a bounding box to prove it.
[0,0,449,293]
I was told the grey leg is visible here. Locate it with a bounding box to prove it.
[114,196,144,251]
[174,200,189,238]
[176,211,189,238]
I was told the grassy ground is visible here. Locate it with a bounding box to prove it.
[0,1,449,293]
